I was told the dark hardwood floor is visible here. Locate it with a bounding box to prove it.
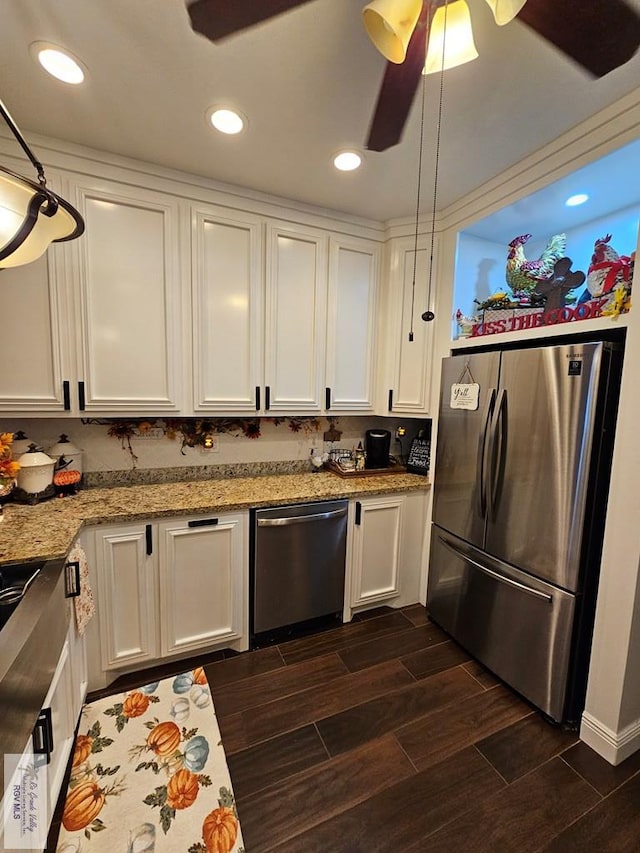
[50,605,640,852]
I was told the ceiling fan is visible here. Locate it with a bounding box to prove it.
[186,0,640,152]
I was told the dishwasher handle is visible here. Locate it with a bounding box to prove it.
[257,507,347,527]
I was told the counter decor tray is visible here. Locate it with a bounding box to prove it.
[325,460,407,478]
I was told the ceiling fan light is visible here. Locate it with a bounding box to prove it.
[484,0,527,26]
[0,169,84,268]
[362,0,423,64]
[423,0,479,75]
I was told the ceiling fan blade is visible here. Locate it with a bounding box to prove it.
[366,3,435,152]
[517,0,640,78]
[187,0,316,42]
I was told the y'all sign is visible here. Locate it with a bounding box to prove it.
[450,383,480,410]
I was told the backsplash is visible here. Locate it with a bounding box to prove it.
[2,416,425,486]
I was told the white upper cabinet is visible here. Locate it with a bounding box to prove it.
[264,224,328,413]
[325,236,379,413]
[70,178,184,413]
[0,162,74,413]
[383,236,435,415]
[191,205,263,413]
[0,250,71,412]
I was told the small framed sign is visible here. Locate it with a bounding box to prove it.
[450,383,480,410]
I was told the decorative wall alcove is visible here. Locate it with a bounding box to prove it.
[452,137,639,341]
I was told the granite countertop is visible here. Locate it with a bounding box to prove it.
[0,471,430,564]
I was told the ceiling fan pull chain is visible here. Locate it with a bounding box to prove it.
[409,71,428,342]
[422,0,447,324]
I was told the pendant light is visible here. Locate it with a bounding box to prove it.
[484,0,527,26]
[423,0,479,74]
[0,98,84,269]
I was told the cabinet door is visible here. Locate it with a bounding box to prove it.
[191,205,263,413]
[0,162,73,413]
[265,224,327,412]
[71,179,183,413]
[157,513,246,657]
[41,637,76,815]
[385,237,435,414]
[95,524,158,669]
[67,599,88,721]
[350,495,404,607]
[325,236,379,413]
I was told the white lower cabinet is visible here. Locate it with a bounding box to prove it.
[95,523,158,670]
[158,514,246,657]
[91,511,248,682]
[347,491,428,615]
[3,597,87,853]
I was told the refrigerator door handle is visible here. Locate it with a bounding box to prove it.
[475,388,496,518]
[438,535,553,603]
[488,388,508,518]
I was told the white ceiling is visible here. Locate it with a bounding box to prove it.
[1,0,639,223]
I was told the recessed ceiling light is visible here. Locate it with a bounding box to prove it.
[333,151,362,172]
[565,193,589,207]
[208,107,245,135]
[30,42,86,84]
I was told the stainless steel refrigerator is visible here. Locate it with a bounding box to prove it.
[427,338,623,723]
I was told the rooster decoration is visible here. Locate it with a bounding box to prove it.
[506,232,567,301]
[585,234,634,299]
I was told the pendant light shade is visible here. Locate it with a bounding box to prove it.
[0,99,84,269]
[362,0,423,64]
[484,0,527,25]
[423,0,479,74]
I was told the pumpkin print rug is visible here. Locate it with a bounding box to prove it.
[55,667,244,853]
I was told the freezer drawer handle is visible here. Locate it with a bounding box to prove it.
[258,507,347,527]
[438,536,553,603]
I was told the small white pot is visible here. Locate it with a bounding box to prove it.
[16,445,56,495]
[48,434,83,475]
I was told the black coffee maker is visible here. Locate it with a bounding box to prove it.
[365,429,391,469]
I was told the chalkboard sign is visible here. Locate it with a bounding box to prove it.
[406,437,430,475]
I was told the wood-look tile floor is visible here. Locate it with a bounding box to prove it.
[49,605,640,852]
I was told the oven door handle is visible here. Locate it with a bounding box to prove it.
[258,507,347,527]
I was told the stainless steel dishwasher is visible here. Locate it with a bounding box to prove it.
[251,499,348,645]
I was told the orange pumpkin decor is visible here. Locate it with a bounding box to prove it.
[71,734,93,767]
[202,806,238,853]
[165,769,199,810]
[62,781,105,832]
[122,691,150,719]
[146,720,181,757]
[192,666,208,685]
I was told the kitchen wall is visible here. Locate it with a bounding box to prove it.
[1,416,425,482]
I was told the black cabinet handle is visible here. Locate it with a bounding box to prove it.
[255,386,261,411]
[78,381,86,411]
[33,708,53,765]
[145,524,153,556]
[265,385,271,411]
[388,389,394,412]
[64,561,81,598]
[355,501,362,525]
[325,387,331,410]
[62,380,71,411]
[188,518,219,528]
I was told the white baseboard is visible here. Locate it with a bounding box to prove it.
[580,712,640,766]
